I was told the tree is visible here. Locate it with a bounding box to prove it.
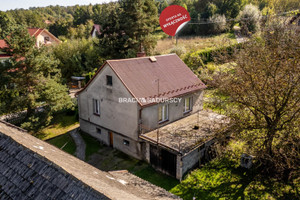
[215,24,300,179]
[119,0,159,56]
[52,38,103,82]
[208,14,227,34]
[73,5,94,26]
[0,26,73,130]
[0,11,15,36]
[97,3,128,59]
[238,4,262,35]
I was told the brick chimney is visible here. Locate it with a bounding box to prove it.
[137,44,146,57]
[137,52,146,57]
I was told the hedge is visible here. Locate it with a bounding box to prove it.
[184,43,243,70]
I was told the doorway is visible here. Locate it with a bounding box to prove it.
[109,132,113,147]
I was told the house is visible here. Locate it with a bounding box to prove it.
[27,28,61,47]
[0,39,10,63]
[0,120,179,200]
[91,24,101,38]
[0,28,60,61]
[77,54,227,179]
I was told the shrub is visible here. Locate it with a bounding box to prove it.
[208,14,227,34]
[170,45,186,57]
[238,4,262,35]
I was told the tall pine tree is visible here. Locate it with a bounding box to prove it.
[119,0,158,56]
[0,25,73,130]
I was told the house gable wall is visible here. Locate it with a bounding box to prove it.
[36,31,59,47]
[141,90,204,132]
[78,64,140,140]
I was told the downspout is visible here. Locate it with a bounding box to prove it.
[138,107,143,135]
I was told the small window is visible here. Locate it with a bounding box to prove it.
[93,99,100,115]
[44,37,50,42]
[106,75,112,86]
[123,139,130,146]
[96,127,101,134]
[158,104,168,123]
[184,97,192,113]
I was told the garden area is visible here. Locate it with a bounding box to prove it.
[153,32,237,58]
[46,128,300,199]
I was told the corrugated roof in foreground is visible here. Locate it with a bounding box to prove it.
[0,121,180,200]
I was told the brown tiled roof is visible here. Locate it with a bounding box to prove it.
[78,54,206,107]
[0,39,8,49]
[27,28,44,37]
[0,28,60,51]
[91,24,102,36]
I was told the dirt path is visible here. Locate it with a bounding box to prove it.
[70,128,86,160]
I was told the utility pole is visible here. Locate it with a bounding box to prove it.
[155,78,160,144]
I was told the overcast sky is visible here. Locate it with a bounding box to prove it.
[0,0,113,11]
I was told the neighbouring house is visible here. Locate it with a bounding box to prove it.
[0,39,10,63]
[27,28,61,47]
[77,54,227,180]
[0,120,179,200]
[0,28,61,61]
[91,24,101,38]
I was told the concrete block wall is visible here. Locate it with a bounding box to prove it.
[80,119,109,145]
[112,133,142,160]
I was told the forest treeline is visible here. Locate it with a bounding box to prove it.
[4,0,299,39]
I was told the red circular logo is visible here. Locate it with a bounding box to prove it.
[159,5,191,36]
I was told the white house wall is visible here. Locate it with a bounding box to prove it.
[36,32,58,47]
[141,90,204,132]
[78,64,140,140]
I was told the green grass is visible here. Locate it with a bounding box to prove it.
[80,131,102,160]
[47,133,76,155]
[170,157,300,200]
[37,112,79,140]
[133,166,179,191]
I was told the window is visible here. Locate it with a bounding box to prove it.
[44,36,50,43]
[158,104,168,123]
[184,97,192,113]
[123,139,130,146]
[106,75,112,86]
[93,99,100,115]
[96,127,101,134]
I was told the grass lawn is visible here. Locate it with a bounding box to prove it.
[170,157,299,200]
[47,133,76,155]
[80,131,103,160]
[133,165,179,191]
[85,136,180,191]
[36,112,79,140]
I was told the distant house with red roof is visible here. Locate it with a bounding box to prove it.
[26,28,61,47]
[0,28,60,62]
[91,24,101,38]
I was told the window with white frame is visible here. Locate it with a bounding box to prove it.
[184,97,192,113]
[93,99,100,115]
[158,104,168,122]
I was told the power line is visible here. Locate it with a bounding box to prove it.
[188,9,299,25]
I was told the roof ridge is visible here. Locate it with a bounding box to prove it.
[0,120,27,133]
[107,53,176,62]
